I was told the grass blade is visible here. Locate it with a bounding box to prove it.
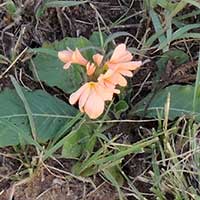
[173,23,200,40]
[193,51,200,111]
[149,9,167,51]
[104,32,132,48]
[45,1,88,8]
[183,0,200,8]
[30,48,58,57]
[43,113,83,160]
[10,75,37,141]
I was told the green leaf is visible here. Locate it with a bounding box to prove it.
[174,33,200,40]
[157,0,176,10]
[103,166,124,187]
[103,167,124,200]
[29,48,58,57]
[149,9,167,51]
[155,49,189,79]
[30,37,95,93]
[43,112,83,160]
[158,23,200,50]
[133,85,200,121]
[62,124,92,159]
[89,31,107,48]
[45,1,88,8]
[6,0,17,16]
[103,31,132,48]
[35,0,88,18]
[0,88,77,147]
[172,23,200,39]
[114,100,129,118]
[11,75,38,141]
[0,54,10,64]
[170,1,187,17]
[76,137,158,176]
[183,0,200,8]
[193,52,200,112]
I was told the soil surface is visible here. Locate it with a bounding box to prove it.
[0,0,199,199]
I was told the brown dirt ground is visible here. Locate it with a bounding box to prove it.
[0,0,199,200]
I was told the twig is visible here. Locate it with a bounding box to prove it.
[131,71,151,102]
[56,8,66,37]
[0,47,28,79]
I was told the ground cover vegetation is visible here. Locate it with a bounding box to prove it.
[0,0,200,199]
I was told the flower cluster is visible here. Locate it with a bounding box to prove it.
[58,44,142,119]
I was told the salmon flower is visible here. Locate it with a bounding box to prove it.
[58,49,88,69]
[58,43,142,119]
[58,49,97,76]
[69,82,119,119]
[104,44,142,86]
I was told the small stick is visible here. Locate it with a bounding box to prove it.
[0,47,28,79]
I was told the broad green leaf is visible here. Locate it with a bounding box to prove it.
[133,85,200,121]
[0,88,77,146]
[89,31,107,48]
[11,75,38,141]
[43,112,83,160]
[30,37,95,93]
[62,124,92,159]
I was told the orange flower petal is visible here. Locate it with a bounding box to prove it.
[96,83,114,101]
[69,83,88,105]
[58,50,73,63]
[78,85,91,112]
[84,89,105,119]
[111,73,127,86]
[118,61,142,70]
[63,62,72,69]
[98,71,116,89]
[86,62,96,76]
[93,53,103,66]
[72,49,88,66]
[118,70,133,77]
[110,44,132,63]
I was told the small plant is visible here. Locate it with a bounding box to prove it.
[58,44,142,118]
